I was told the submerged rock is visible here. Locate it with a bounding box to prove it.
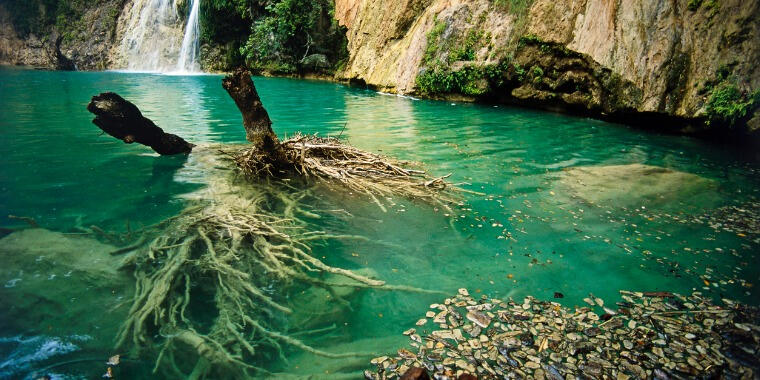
[0,228,134,378]
[0,228,132,364]
[557,164,717,208]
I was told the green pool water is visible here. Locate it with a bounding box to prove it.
[0,68,758,379]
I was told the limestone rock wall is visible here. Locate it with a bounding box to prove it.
[335,0,760,128]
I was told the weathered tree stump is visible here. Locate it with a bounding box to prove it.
[87,92,194,155]
[222,67,279,152]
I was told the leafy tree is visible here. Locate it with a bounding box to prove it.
[239,0,346,73]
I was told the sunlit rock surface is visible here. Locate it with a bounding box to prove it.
[557,163,718,208]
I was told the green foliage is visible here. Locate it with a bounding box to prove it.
[699,64,759,128]
[205,0,249,17]
[491,0,534,16]
[416,59,518,97]
[4,0,103,39]
[687,0,720,14]
[530,65,543,84]
[54,0,90,42]
[417,65,490,96]
[513,63,525,82]
[200,0,250,48]
[423,18,486,66]
[422,19,447,65]
[4,0,122,45]
[197,0,347,72]
[3,0,58,36]
[705,83,760,128]
[418,22,495,96]
[517,34,542,47]
[239,0,346,73]
[451,30,484,61]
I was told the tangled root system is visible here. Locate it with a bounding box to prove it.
[234,133,462,211]
[115,149,444,379]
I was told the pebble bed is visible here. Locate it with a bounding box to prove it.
[365,289,759,379]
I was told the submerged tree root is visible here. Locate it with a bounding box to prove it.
[87,71,460,378]
[234,133,462,211]
[116,179,439,379]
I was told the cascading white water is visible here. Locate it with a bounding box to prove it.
[117,0,201,73]
[176,0,200,73]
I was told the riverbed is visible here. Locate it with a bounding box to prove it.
[0,68,758,379]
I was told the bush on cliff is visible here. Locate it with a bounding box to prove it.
[705,83,760,128]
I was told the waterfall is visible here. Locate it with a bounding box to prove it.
[176,0,200,73]
[117,0,201,73]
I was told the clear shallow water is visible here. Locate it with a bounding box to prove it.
[1,68,759,378]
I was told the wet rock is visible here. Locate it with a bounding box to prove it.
[466,310,492,328]
[584,327,601,337]
[580,361,603,378]
[400,367,431,380]
[653,368,669,379]
[366,289,760,380]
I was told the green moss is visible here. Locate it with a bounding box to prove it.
[531,65,543,78]
[687,0,703,11]
[688,0,720,16]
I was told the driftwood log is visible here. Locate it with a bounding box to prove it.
[87,92,194,155]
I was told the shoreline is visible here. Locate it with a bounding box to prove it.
[206,68,760,147]
[1,62,757,147]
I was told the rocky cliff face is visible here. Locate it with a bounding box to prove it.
[0,0,125,70]
[2,0,758,136]
[335,0,760,135]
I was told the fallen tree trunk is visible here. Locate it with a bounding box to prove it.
[87,92,194,155]
[85,70,457,204]
[221,67,279,152]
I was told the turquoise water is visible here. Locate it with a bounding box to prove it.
[1,68,758,378]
